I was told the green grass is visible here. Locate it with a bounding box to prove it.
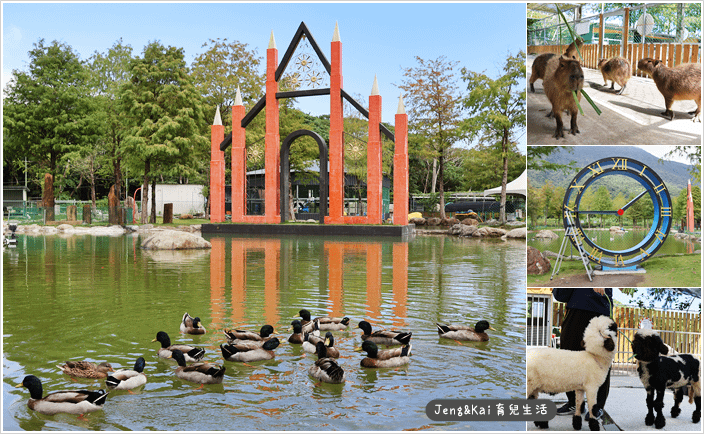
[528,253,701,287]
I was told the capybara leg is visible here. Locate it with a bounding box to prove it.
[601,74,608,87]
[569,111,580,135]
[617,82,626,95]
[553,112,565,139]
[529,76,536,93]
[689,98,701,122]
[610,81,615,89]
[661,97,674,120]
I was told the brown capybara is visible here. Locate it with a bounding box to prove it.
[598,57,631,95]
[530,38,583,93]
[544,57,584,139]
[637,58,701,121]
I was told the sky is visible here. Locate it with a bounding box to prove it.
[612,289,701,313]
[1,1,527,152]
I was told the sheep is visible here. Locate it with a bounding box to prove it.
[527,315,618,431]
[631,329,701,429]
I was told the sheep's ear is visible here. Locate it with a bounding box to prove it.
[604,337,615,352]
[581,340,586,349]
[659,343,669,355]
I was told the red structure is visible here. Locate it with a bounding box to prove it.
[211,22,409,225]
[687,179,694,232]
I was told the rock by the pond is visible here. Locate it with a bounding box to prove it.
[504,227,527,239]
[441,217,460,226]
[473,227,507,237]
[448,223,478,237]
[534,230,559,240]
[141,230,211,250]
[426,217,442,226]
[409,217,426,226]
[461,218,480,226]
[527,246,551,275]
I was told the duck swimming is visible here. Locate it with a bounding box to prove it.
[152,331,205,362]
[358,320,412,346]
[15,375,109,415]
[105,357,147,391]
[436,320,495,342]
[56,361,114,379]
[360,341,411,368]
[180,312,206,335]
[309,341,345,384]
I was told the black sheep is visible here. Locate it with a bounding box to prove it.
[632,329,701,429]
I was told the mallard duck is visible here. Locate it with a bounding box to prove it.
[105,357,147,391]
[180,312,206,335]
[152,331,205,362]
[169,349,226,386]
[358,320,412,346]
[288,320,304,344]
[56,361,114,379]
[309,341,345,384]
[15,375,109,415]
[296,309,350,332]
[220,337,280,362]
[360,341,411,368]
[435,320,496,342]
[223,325,275,343]
[302,331,340,358]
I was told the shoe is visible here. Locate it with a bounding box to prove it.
[556,402,586,416]
[586,408,604,421]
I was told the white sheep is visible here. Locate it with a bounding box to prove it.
[527,315,618,431]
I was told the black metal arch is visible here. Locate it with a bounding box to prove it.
[280,129,328,224]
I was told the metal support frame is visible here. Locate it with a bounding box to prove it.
[551,210,594,281]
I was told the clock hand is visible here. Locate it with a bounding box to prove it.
[617,190,648,215]
[575,210,619,215]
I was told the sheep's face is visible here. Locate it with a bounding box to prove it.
[632,329,669,362]
[581,316,618,358]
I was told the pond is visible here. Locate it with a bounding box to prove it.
[527,229,697,256]
[3,232,526,431]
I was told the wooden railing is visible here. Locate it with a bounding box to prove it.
[528,43,701,78]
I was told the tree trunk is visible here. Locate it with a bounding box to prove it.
[500,128,509,224]
[141,159,150,224]
[288,180,295,221]
[150,178,157,224]
[438,154,446,219]
[430,157,438,194]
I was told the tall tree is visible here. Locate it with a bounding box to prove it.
[87,39,135,209]
[398,56,464,219]
[120,41,207,223]
[462,51,526,224]
[3,39,100,207]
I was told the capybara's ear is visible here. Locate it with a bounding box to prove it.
[652,59,661,67]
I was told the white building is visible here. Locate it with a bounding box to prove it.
[140,184,206,216]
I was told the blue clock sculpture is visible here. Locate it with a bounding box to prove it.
[562,157,672,270]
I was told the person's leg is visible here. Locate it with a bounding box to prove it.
[557,308,600,415]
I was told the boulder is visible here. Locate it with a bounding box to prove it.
[474,227,507,237]
[56,224,75,232]
[409,217,426,226]
[441,218,460,226]
[461,218,480,226]
[527,246,551,275]
[141,229,211,250]
[426,217,442,226]
[448,223,479,237]
[534,230,559,240]
[505,227,527,239]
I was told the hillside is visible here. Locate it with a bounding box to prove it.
[528,146,693,194]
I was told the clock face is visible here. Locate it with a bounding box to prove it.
[562,157,672,268]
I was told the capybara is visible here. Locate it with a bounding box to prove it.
[530,38,583,93]
[543,57,584,139]
[637,58,701,121]
[598,57,631,95]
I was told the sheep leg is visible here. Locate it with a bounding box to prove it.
[528,391,549,429]
[572,390,584,430]
[693,394,701,423]
[645,388,656,426]
[654,388,666,429]
[671,387,684,418]
[585,388,601,431]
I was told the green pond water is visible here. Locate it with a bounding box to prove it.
[3,232,526,431]
[527,229,696,256]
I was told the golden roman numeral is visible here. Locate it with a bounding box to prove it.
[614,254,624,266]
[654,183,666,194]
[661,207,672,217]
[590,247,603,263]
[611,158,628,170]
[639,248,650,259]
[569,182,584,193]
[639,165,648,176]
[654,229,666,243]
[587,162,604,176]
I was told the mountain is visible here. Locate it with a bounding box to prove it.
[528,146,693,194]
